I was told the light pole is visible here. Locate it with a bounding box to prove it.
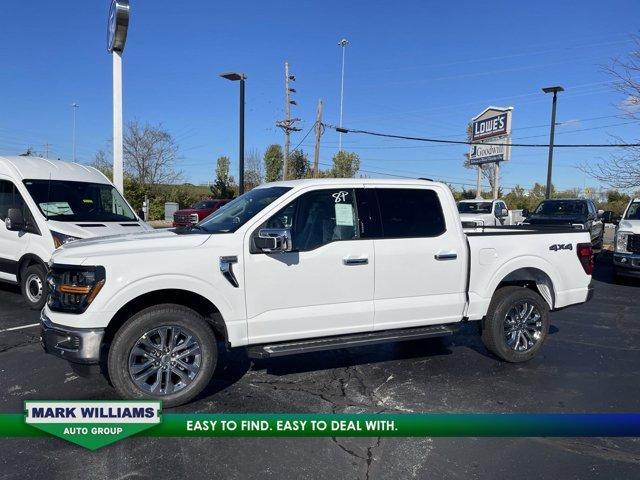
[338,38,349,151]
[542,85,564,199]
[107,0,130,195]
[71,102,79,162]
[220,72,247,195]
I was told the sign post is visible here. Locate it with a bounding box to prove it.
[107,0,130,195]
[469,107,513,199]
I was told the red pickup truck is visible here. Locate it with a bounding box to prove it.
[172,198,232,227]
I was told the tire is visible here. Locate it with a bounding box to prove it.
[107,304,217,407]
[21,263,48,310]
[481,286,550,363]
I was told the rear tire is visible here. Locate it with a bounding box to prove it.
[481,286,549,363]
[107,304,217,408]
[21,263,48,310]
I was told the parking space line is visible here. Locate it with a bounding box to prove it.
[0,323,40,333]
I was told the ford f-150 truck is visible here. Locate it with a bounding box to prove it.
[611,198,640,279]
[457,199,512,227]
[173,199,231,228]
[41,179,594,406]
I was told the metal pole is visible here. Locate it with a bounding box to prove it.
[239,76,245,195]
[493,162,500,200]
[545,91,559,199]
[476,166,482,198]
[338,39,348,152]
[71,103,79,162]
[283,62,290,181]
[313,99,323,177]
[113,51,124,194]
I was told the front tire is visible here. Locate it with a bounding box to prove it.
[21,263,48,310]
[108,304,217,407]
[481,286,549,363]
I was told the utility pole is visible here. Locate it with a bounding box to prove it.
[276,62,301,180]
[313,99,324,177]
[475,166,482,199]
[71,102,79,162]
[542,85,564,199]
[44,143,51,159]
[493,162,500,200]
[338,38,349,152]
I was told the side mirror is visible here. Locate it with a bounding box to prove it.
[602,211,613,223]
[521,208,530,218]
[254,228,293,253]
[5,208,25,231]
[499,208,508,217]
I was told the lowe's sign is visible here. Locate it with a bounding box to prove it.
[469,106,513,164]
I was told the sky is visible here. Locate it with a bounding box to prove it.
[0,0,639,192]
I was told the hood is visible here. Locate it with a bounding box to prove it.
[45,219,152,238]
[51,229,210,265]
[619,219,640,234]
[524,214,586,226]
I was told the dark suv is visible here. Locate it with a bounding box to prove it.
[523,198,604,248]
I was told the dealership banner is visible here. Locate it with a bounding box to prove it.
[3,406,640,450]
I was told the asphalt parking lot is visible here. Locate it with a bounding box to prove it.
[1,249,639,479]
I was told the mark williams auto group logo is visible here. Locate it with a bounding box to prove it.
[25,401,161,450]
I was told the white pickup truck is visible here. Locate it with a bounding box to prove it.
[457,198,511,227]
[41,179,594,406]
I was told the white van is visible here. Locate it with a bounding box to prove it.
[0,156,151,309]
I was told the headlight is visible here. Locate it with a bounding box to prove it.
[615,231,630,253]
[51,231,81,249]
[47,265,105,313]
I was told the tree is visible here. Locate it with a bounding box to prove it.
[288,149,310,179]
[210,156,236,198]
[580,36,640,188]
[123,120,182,188]
[263,144,283,182]
[244,148,263,191]
[330,150,360,178]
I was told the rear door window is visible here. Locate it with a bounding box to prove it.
[376,188,446,238]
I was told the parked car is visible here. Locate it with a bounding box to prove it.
[42,179,593,406]
[0,156,151,309]
[457,199,511,227]
[606,198,640,279]
[173,199,231,228]
[522,198,604,248]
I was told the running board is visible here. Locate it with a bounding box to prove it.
[246,323,460,359]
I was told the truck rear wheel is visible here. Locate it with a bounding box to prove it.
[21,263,48,310]
[107,304,217,407]
[481,286,549,363]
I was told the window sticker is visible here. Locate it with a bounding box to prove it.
[332,191,349,203]
[40,202,74,216]
[335,203,354,226]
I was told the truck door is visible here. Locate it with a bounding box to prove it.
[371,186,468,330]
[243,187,375,344]
[0,179,32,283]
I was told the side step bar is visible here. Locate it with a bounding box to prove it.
[246,323,460,359]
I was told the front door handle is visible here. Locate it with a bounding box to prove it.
[435,251,457,261]
[343,257,369,265]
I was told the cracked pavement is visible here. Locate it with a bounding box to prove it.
[1,251,639,479]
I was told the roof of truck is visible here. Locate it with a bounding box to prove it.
[260,178,441,188]
[0,156,109,183]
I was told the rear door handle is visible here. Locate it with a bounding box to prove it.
[435,251,457,261]
[343,257,369,265]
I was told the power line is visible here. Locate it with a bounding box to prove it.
[324,124,640,148]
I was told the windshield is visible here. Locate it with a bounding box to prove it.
[193,200,218,209]
[534,201,586,216]
[624,202,640,220]
[458,202,492,214]
[196,187,291,233]
[23,179,137,222]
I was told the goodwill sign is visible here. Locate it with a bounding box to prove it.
[469,106,513,164]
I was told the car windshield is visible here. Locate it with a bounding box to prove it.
[458,202,492,214]
[195,187,291,233]
[193,200,218,209]
[23,179,137,222]
[534,201,586,216]
[624,202,640,220]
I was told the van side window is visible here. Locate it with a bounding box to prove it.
[0,180,37,233]
[376,188,446,238]
[256,189,359,252]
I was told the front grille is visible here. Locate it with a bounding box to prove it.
[628,234,640,254]
[174,214,198,224]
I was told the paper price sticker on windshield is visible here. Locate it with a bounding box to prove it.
[335,204,354,226]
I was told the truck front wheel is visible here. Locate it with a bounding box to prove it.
[107,304,217,407]
[481,286,549,363]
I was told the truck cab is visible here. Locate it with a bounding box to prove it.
[0,156,151,309]
[457,199,510,227]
